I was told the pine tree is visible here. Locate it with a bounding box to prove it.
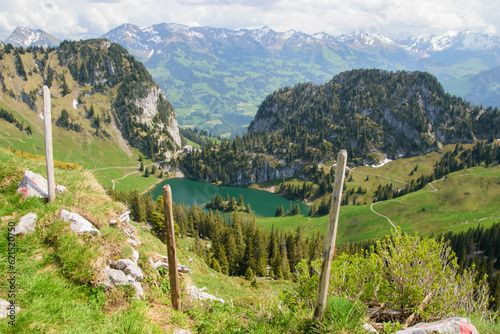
[194,232,203,255]
[280,236,291,280]
[245,267,254,281]
[60,75,70,96]
[211,258,222,273]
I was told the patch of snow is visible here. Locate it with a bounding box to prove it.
[282,30,297,40]
[188,31,204,39]
[252,26,273,43]
[148,35,161,44]
[72,99,78,109]
[371,158,393,168]
[429,30,459,51]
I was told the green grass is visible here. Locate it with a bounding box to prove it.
[0,49,165,195]
[256,164,500,243]
[0,148,162,333]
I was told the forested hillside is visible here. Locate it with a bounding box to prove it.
[249,69,499,161]
[178,69,500,186]
[0,40,181,165]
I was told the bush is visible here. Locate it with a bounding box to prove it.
[328,229,490,322]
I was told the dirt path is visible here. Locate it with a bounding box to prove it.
[370,202,397,232]
[93,162,170,191]
[111,169,140,190]
[367,177,448,232]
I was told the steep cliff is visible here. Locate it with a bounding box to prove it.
[249,69,499,160]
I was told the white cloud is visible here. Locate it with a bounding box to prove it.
[0,0,498,41]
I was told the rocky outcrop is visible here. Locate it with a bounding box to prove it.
[248,70,499,163]
[60,210,101,235]
[134,86,182,149]
[109,259,144,281]
[106,266,144,298]
[230,160,303,186]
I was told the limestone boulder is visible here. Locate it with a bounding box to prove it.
[186,285,224,303]
[12,213,37,235]
[110,259,144,281]
[17,170,66,200]
[60,210,101,235]
[395,317,479,334]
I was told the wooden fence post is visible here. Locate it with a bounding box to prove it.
[313,149,347,321]
[43,85,55,203]
[163,184,181,311]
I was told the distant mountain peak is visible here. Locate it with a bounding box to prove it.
[5,26,59,48]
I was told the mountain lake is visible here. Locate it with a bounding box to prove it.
[149,178,310,217]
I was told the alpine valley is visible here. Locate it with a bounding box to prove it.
[100,23,500,136]
[1,23,500,334]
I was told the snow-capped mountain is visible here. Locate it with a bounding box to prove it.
[99,23,500,135]
[337,31,398,49]
[6,23,498,135]
[396,30,500,57]
[103,23,500,58]
[5,26,60,48]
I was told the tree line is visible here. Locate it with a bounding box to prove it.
[108,188,327,279]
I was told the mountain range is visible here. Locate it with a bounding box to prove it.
[4,24,500,136]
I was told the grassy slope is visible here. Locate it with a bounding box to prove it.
[0,49,165,194]
[0,148,287,333]
[256,162,500,244]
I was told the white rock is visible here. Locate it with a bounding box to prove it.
[17,170,66,200]
[132,249,139,263]
[130,281,144,298]
[110,259,144,281]
[186,285,224,303]
[60,210,101,235]
[56,185,67,194]
[395,317,478,334]
[127,238,141,246]
[12,213,37,235]
[0,299,19,320]
[107,268,130,285]
[363,323,379,333]
[16,170,49,199]
[106,268,144,299]
[118,211,131,223]
[173,329,191,334]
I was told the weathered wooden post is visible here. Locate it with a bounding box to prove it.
[163,184,181,311]
[313,149,347,321]
[43,85,55,203]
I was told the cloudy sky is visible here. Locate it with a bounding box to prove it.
[0,0,498,41]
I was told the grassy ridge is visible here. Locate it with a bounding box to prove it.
[0,148,287,333]
[256,164,500,243]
